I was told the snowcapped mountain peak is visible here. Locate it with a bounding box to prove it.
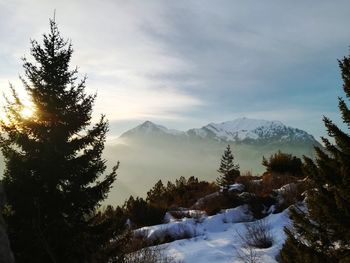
[208,117,284,132]
[140,120,162,130]
[189,117,316,143]
[120,121,184,137]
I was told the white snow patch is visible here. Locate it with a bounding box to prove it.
[228,183,245,192]
[136,206,291,263]
[135,205,253,243]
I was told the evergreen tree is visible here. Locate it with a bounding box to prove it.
[216,145,240,189]
[0,20,119,262]
[280,54,350,262]
[146,180,166,205]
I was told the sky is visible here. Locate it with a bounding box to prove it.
[1,0,350,140]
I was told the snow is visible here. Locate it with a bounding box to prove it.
[204,118,284,141]
[135,205,291,263]
[228,183,245,192]
[188,127,208,138]
[121,118,317,144]
[158,125,185,136]
[121,120,185,137]
[209,118,284,133]
[136,205,253,243]
[187,117,315,143]
[274,183,297,195]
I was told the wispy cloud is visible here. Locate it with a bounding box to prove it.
[0,0,349,139]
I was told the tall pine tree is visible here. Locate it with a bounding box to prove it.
[280,54,350,262]
[0,20,119,262]
[216,145,240,189]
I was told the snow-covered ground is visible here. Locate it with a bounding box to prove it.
[137,205,291,263]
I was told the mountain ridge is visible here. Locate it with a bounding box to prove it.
[120,117,319,145]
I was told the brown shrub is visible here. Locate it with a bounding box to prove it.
[201,192,241,216]
[261,172,298,196]
[148,177,219,209]
[236,175,263,196]
[243,219,273,249]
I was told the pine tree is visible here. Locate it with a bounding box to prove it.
[280,54,350,262]
[216,145,240,189]
[146,179,167,209]
[0,20,119,262]
[146,180,166,204]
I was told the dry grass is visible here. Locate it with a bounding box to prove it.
[243,219,273,249]
[125,246,179,263]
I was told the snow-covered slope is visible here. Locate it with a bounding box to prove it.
[188,117,316,143]
[136,206,291,263]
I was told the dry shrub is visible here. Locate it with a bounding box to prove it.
[236,174,263,196]
[239,193,275,219]
[234,245,260,263]
[135,224,195,247]
[243,219,273,249]
[236,173,259,185]
[125,246,178,263]
[234,219,273,263]
[125,230,184,263]
[237,171,300,197]
[148,177,219,210]
[199,192,241,216]
[154,226,193,245]
[260,172,298,196]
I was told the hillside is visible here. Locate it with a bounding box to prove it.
[125,175,305,263]
[138,205,290,263]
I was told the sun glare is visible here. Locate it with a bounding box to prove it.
[0,85,36,122]
[20,106,35,119]
[0,101,36,123]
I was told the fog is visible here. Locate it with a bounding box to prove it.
[103,135,316,205]
[0,133,317,206]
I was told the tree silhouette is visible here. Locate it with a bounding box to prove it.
[0,20,118,262]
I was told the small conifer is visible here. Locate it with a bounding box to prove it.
[216,145,240,190]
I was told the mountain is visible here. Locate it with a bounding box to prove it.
[104,118,321,205]
[121,120,186,138]
[121,117,318,145]
[188,118,315,144]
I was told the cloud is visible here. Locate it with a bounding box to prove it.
[0,0,349,138]
[0,0,204,123]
